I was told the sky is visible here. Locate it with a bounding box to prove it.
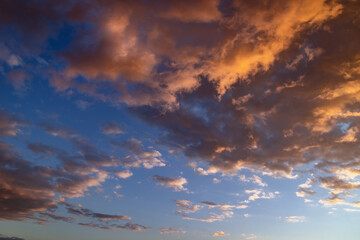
[0,0,360,239]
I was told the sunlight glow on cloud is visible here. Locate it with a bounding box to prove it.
[0,0,360,239]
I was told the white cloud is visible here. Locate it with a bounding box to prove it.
[245,189,279,201]
[284,216,306,223]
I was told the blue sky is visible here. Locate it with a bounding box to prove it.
[0,0,360,239]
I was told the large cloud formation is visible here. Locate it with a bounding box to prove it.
[1,0,360,219]
[0,110,156,230]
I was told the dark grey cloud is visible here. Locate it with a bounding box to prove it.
[0,235,25,240]
[63,202,131,221]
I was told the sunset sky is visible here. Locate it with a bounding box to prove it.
[0,0,359,239]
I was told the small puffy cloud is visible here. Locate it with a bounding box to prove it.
[194,167,209,176]
[284,216,306,223]
[174,200,201,213]
[296,189,315,198]
[152,175,188,191]
[213,178,220,184]
[245,190,279,201]
[212,231,229,237]
[101,122,124,135]
[115,170,133,179]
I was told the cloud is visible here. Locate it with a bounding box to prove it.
[0,109,27,137]
[1,0,360,224]
[212,231,229,237]
[213,178,220,184]
[0,235,25,240]
[241,233,257,240]
[152,175,188,191]
[0,113,151,230]
[175,199,246,223]
[160,227,186,234]
[245,190,279,201]
[239,175,267,187]
[101,122,124,135]
[284,216,306,223]
[1,0,343,110]
[174,200,201,213]
[115,170,133,179]
[201,201,247,211]
[296,189,315,198]
[343,208,360,212]
[78,222,150,231]
[0,42,22,67]
[159,0,221,23]
[114,138,166,169]
[63,202,131,221]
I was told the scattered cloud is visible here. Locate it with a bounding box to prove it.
[212,231,229,237]
[175,200,246,223]
[115,170,133,179]
[101,122,124,135]
[239,175,267,187]
[241,233,257,240]
[0,109,27,137]
[160,227,186,234]
[245,190,279,201]
[284,216,306,223]
[152,175,188,192]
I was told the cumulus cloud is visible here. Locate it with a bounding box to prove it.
[212,231,229,237]
[174,200,202,213]
[152,175,188,192]
[245,190,279,201]
[115,170,133,179]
